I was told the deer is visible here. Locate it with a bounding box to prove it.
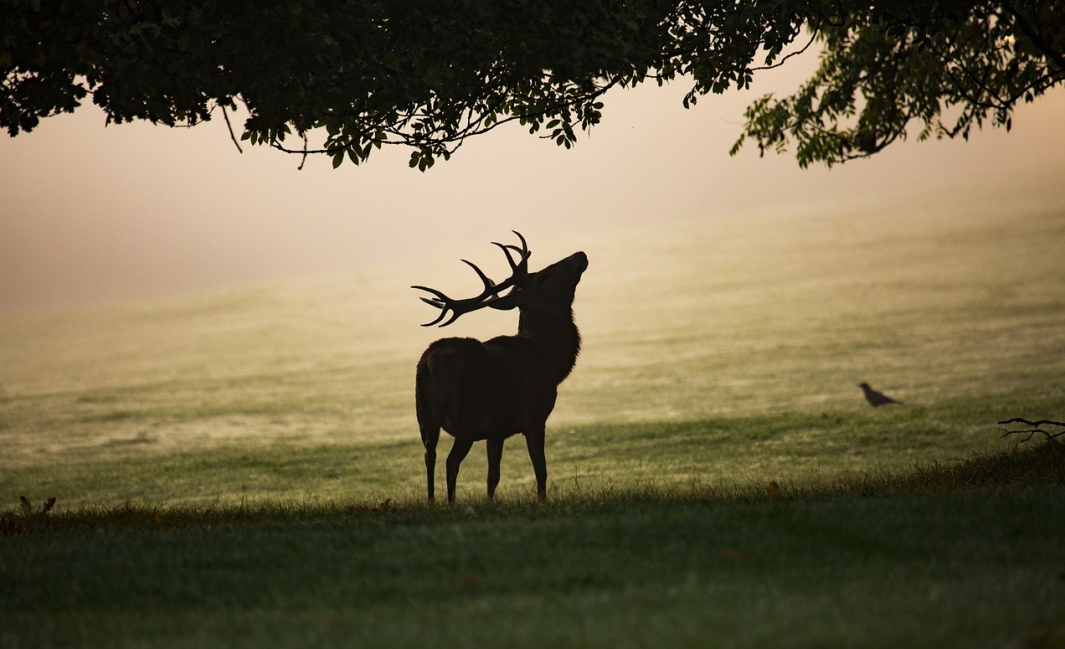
[412,232,588,503]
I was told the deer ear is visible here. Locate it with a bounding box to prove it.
[486,290,524,311]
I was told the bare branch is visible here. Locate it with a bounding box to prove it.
[999,418,1065,428]
[221,104,243,155]
[999,418,1065,443]
[298,132,309,171]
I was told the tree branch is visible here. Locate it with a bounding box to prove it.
[749,25,821,73]
[221,104,243,155]
[999,0,1065,74]
[998,418,1065,443]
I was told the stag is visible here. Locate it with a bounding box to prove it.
[413,232,588,502]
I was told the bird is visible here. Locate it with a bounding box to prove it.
[859,382,901,407]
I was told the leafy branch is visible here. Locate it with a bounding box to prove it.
[3,0,1063,170]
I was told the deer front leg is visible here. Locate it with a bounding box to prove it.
[524,427,548,501]
[486,438,505,500]
[445,436,474,503]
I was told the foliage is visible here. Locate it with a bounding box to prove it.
[0,0,678,169]
[3,0,1061,168]
[733,0,1065,167]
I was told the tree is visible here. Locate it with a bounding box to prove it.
[733,0,1065,167]
[2,0,1062,170]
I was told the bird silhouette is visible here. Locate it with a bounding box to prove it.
[859,382,901,407]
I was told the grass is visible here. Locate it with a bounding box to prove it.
[3,444,1065,649]
[3,399,1060,508]
[2,195,1065,646]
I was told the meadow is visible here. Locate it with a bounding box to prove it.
[2,187,1065,647]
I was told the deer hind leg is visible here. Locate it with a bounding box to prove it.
[445,436,474,503]
[420,424,440,502]
[416,347,462,503]
[486,438,504,500]
[524,426,548,501]
[416,375,441,502]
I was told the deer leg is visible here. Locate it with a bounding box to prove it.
[421,425,440,502]
[445,436,474,503]
[524,427,548,501]
[486,438,504,500]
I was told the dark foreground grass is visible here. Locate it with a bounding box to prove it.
[3,443,1065,649]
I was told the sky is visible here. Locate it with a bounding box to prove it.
[1,51,1064,314]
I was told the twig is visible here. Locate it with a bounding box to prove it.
[221,104,243,154]
[998,418,1065,443]
[298,132,309,171]
[750,26,821,73]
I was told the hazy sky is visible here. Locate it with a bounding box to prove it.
[2,52,1064,314]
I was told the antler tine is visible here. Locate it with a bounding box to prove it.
[492,230,531,272]
[461,259,500,296]
[511,230,529,258]
[412,285,448,303]
[410,285,453,327]
[492,242,518,270]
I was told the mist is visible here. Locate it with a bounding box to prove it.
[2,55,1064,314]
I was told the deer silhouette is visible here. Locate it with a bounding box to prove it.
[413,232,588,502]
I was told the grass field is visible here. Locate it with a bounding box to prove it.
[2,187,1065,647]
[3,446,1065,649]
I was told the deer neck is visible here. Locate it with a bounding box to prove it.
[517,307,581,383]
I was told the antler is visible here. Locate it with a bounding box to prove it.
[412,231,531,327]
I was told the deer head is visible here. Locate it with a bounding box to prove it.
[413,231,587,327]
